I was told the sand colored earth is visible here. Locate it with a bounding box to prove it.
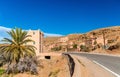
[4,55,70,77]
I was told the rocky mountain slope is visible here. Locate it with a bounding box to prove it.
[44,26,120,54]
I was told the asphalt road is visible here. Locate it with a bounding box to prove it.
[68,52,120,77]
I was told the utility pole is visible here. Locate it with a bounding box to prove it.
[102,30,106,49]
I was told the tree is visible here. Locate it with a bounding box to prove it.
[51,46,62,51]
[94,40,97,45]
[0,28,37,74]
[80,45,89,52]
[73,44,77,49]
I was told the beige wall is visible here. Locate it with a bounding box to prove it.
[58,37,68,43]
[96,36,107,45]
[27,30,44,55]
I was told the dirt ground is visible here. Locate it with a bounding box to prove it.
[3,55,70,77]
[91,48,120,56]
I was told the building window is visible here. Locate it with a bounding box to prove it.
[33,32,35,35]
[33,42,35,45]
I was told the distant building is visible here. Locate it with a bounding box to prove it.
[67,41,74,48]
[58,37,68,43]
[96,36,107,45]
[27,30,44,55]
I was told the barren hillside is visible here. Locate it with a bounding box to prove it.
[44,26,120,54]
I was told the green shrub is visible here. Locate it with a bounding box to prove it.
[73,44,77,49]
[94,40,97,45]
[0,68,5,75]
[80,45,90,52]
[49,69,60,77]
[51,46,62,51]
[107,40,115,44]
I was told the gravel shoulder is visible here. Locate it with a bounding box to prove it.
[71,55,116,77]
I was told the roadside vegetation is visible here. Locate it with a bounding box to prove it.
[51,46,62,51]
[0,28,38,76]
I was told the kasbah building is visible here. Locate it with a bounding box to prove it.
[27,30,44,55]
[27,30,62,57]
[26,29,110,54]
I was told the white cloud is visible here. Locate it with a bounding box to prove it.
[44,33,64,37]
[0,26,11,31]
[0,26,64,43]
[0,26,11,43]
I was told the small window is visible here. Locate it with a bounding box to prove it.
[33,42,35,45]
[33,32,35,35]
[45,56,51,59]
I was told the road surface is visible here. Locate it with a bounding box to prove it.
[68,52,120,77]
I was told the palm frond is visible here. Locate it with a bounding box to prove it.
[0,28,36,64]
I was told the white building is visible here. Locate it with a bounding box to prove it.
[27,30,44,55]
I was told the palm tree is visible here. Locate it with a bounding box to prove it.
[0,28,36,73]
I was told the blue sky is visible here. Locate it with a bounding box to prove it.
[0,0,120,36]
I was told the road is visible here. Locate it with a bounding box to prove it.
[68,52,120,77]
